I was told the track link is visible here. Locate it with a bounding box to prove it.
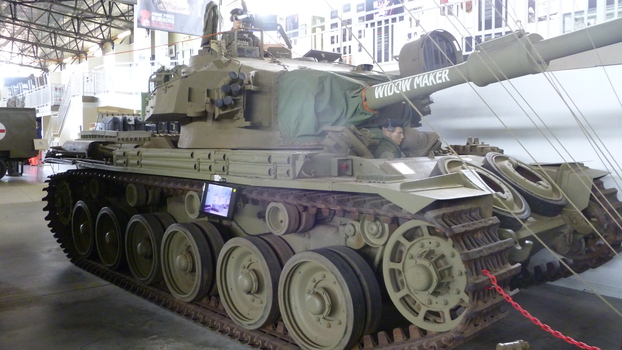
[44,169,520,349]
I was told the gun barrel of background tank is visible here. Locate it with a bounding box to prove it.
[363,17,622,112]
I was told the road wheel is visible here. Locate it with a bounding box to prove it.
[279,250,366,350]
[161,223,213,302]
[71,200,102,259]
[125,214,167,285]
[217,236,281,329]
[325,245,382,335]
[95,206,130,270]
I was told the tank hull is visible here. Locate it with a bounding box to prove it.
[44,163,522,349]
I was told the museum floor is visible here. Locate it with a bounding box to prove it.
[1,165,620,350]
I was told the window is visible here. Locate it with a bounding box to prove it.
[440,0,454,16]
[374,25,391,63]
[286,15,299,38]
[479,0,507,31]
[343,3,351,13]
[331,10,338,19]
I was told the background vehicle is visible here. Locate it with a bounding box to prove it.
[0,107,38,179]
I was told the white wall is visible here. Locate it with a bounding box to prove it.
[422,64,622,298]
[58,95,84,144]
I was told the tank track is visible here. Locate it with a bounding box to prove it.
[512,179,622,288]
[43,169,520,349]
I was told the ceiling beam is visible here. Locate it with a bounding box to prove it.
[0,34,84,55]
[0,15,107,45]
[4,1,133,29]
[0,0,134,69]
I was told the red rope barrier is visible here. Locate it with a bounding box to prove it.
[482,269,600,350]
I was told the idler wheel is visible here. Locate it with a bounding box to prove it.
[278,250,366,350]
[483,152,567,216]
[161,223,213,302]
[217,236,281,329]
[125,214,168,285]
[382,220,469,332]
[432,156,531,230]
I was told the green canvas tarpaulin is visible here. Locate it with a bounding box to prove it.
[277,70,378,140]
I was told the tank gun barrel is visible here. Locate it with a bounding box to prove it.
[363,17,622,112]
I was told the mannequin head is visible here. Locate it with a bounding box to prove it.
[381,119,405,145]
[230,8,244,29]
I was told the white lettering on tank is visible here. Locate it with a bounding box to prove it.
[413,75,423,89]
[373,69,450,99]
[428,72,436,85]
[397,78,412,93]
[374,84,386,98]
[374,78,412,99]
[413,68,450,89]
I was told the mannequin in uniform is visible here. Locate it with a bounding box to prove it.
[373,119,405,159]
[221,8,260,51]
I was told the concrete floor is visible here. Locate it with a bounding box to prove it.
[1,165,621,350]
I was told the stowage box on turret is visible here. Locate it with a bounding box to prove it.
[44,16,622,350]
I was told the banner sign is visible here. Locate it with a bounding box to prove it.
[137,0,209,36]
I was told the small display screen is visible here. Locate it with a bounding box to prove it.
[201,183,237,218]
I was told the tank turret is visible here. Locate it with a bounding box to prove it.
[144,18,622,151]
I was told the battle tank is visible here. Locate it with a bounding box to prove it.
[44,16,622,350]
